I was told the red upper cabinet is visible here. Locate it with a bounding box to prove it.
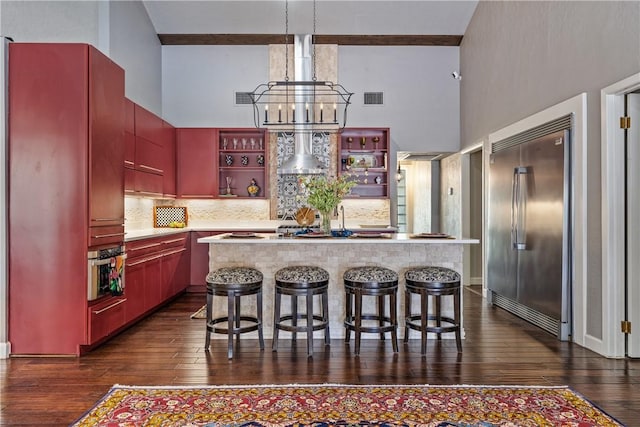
[88,48,125,233]
[8,43,125,355]
[162,121,177,197]
[124,98,136,192]
[176,128,218,198]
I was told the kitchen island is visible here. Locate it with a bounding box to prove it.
[198,233,478,342]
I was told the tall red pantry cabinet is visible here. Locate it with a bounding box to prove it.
[8,43,125,355]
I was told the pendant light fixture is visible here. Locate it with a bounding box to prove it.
[249,0,353,132]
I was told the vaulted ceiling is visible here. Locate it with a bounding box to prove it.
[142,1,478,46]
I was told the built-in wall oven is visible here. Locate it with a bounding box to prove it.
[88,245,126,301]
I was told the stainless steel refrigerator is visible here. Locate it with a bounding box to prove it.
[487,118,572,341]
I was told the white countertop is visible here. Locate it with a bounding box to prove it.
[198,233,479,244]
[124,220,398,242]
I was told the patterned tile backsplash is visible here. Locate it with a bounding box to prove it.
[125,196,389,230]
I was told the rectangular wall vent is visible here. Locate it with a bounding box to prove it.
[364,92,384,105]
[235,91,253,105]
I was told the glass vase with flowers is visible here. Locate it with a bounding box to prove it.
[299,174,357,235]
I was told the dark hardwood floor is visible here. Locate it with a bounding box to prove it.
[1,288,638,426]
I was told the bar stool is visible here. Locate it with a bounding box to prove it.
[404,266,462,354]
[272,266,331,357]
[343,266,399,355]
[205,266,264,359]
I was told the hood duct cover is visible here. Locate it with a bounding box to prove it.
[278,34,325,175]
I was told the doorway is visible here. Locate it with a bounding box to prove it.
[601,72,640,358]
[461,144,484,293]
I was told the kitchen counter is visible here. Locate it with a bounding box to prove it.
[124,220,398,242]
[199,233,478,341]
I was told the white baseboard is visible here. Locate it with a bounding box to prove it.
[469,277,482,285]
[0,341,11,359]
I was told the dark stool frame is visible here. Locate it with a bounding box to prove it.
[344,268,399,355]
[272,269,330,357]
[404,272,462,354]
[205,271,264,359]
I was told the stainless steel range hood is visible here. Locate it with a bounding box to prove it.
[278,34,325,175]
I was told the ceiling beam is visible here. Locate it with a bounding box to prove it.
[158,34,463,46]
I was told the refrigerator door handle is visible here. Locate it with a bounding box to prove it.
[513,166,529,250]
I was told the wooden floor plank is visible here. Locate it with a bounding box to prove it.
[1,289,638,426]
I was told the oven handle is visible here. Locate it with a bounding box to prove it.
[89,253,127,267]
[92,298,127,315]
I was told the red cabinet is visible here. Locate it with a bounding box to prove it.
[217,128,268,198]
[124,233,190,322]
[338,128,390,198]
[124,100,175,196]
[176,128,218,198]
[188,231,223,292]
[162,121,177,197]
[124,98,136,192]
[8,43,125,355]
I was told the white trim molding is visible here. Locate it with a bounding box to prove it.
[488,93,588,349]
[600,72,640,358]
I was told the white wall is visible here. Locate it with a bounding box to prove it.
[162,44,461,155]
[460,0,640,343]
[110,0,163,115]
[340,46,460,153]
[162,45,269,127]
[0,0,100,45]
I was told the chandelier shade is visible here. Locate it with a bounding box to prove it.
[249,80,353,131]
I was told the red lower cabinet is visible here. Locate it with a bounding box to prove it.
[124,233,190,322]
[88,297,127,345]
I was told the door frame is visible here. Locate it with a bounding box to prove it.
[460,141,484,292]
[601,72,640,358]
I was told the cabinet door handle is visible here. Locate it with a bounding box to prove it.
[128,253,164,266]
[162,248,187,257]
[162,238,186,245]
[138,164,163,174]
[129,242,163,252]
[93,298,127,315]
[92,217,125,222]
[92,232,126,239]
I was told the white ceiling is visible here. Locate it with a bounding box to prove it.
[142,1,478,37]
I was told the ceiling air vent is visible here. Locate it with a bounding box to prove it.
[364,92,384,105]
[235,91,253,105]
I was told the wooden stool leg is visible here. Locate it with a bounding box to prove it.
[272,289,281,351]
[227,293,235,360]
[322,289,330,345]
[454,288,462,352]
[390,290,398,353]
[291,295,298,342]
[344,290,352,342]
[435,295,442,340]
[306,291,314,357]
[403,289,410,342]
[205,291,212,350]
[421,289,428,355]
[378,295,386,341]
[257,289,264,351]
[355,290,362,355]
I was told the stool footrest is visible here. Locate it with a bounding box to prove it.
[405,314,459,334]
[208,316,262,335]
[275,313,329,333]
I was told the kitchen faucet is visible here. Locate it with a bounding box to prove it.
[340,205,345,230]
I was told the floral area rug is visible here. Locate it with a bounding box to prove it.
[190,305,207,319]
[70,384,624,427]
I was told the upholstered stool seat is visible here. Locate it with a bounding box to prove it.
[404,266,462,354]
[273,266,330,357]
[343,266,399,355]
[205,266,264,359]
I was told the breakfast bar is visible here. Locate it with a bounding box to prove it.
[198,233,478,342]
